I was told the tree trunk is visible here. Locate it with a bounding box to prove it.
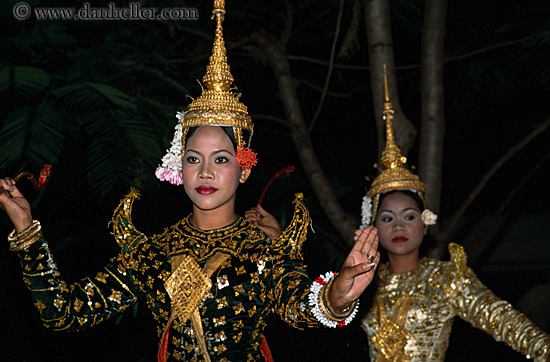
[363,0,417,156]
[419,0,447,258]
[251,31,357,246]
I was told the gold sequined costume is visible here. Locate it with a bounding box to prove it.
[16,191,320,361]
[361,243,550,361]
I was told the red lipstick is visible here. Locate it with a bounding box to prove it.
[392,236,408,243]
[196,185,217,195]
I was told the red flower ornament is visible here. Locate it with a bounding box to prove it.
[236,142,258,169]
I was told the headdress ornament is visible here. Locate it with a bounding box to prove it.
[360,66,429,228]
[156,0,256,185]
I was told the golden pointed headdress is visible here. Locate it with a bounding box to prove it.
[181,0,253,149]
[363,66,426,223]
[156,0,255,185]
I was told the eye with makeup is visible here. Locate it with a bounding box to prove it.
[185,156,200,164]
[214,156,229,164]
[405,213,418,221]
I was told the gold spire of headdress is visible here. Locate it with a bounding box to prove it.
[182,0,253,149]
[366,65,425,220]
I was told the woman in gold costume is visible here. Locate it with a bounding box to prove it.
[358,74,550,361]
[0,2,381,362]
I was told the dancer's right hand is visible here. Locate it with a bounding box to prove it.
[0,178,33,232]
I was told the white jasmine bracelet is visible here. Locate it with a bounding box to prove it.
[308,271,359,328]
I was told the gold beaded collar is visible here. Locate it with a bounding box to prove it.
[377,257,428,284]
[164,215,265,261]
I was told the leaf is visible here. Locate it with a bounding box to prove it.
[117,110,162,160]
[84,111,135,198]
[27,98,64,166]
[0,66,50,100]
[0,105,30,165]
[0,99,62,167]
[115,65,192,97]
[54,82,136,114]
[37,23,78,47]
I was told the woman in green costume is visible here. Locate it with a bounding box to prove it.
[0,2,380,362]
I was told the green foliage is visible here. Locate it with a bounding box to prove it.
[0,66,50,98]
[0,6,205,201]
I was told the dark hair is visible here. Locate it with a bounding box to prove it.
[185,126,250,151]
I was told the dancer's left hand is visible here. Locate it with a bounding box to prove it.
[329,226,380,311]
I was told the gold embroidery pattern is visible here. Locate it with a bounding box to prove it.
[111,189,149,269]
[371,296,412,362]
[18,190,321,361]
[165,255,212,324]
[362,243,550,362]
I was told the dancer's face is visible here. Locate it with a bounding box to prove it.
[182,126,250,212]
[374,192,424,258]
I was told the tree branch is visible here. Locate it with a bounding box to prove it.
[443,31,549,64]
[364,0,416,156]
[296,78,371,98]
[251,30,357,246]
[286,55,371,70]
[285,31,549,71]
[307,0,344,134]
[251,113,291,127]
[468,149,550,268]
[437,117,550,246]
[281,0,292,45]
[419,0,448,258]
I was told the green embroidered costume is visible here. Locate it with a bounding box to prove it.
[16,191,320,362]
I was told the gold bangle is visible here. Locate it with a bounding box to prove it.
[7,220,42,252]
[19,220,41,237]
[317,285,341,322]
[7,220,40,241]
[9,231,42,252]
[323,277,359,320]
[7,229,18,243]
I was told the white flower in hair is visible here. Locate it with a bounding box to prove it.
[422,209,438,225]
[155,113,184,185]
[360,195,372,230]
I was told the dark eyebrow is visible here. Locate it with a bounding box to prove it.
[213,149,234,155]
[184,149,234,156]
[378,207,419,214]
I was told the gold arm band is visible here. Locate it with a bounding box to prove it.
[7,220,42,252]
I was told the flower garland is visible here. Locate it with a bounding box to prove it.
[308,271,359,328]
[155,112,184,185]
[236,142,258,169]
[360,195,373,230]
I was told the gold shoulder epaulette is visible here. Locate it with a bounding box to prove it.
[111,188,147,263]
[270,193,311,258]
[448,242,468,277]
